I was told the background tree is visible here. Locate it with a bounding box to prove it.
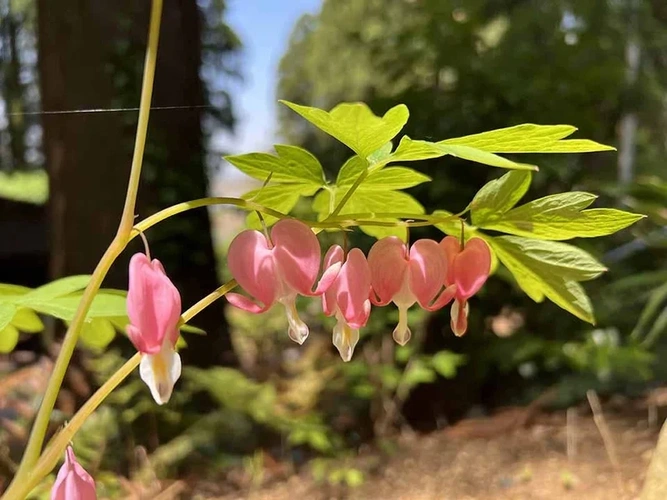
[37,0,240,366]
[277,0,667,425]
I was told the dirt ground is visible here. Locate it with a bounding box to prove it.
[209,400,660,500]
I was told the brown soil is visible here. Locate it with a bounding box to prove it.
[210,403,660,500]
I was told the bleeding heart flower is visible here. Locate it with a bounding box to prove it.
[322,246,372,361]
[50,446,97,500]
[226,219,339,344]
[368,237,456,345]
[127,251,182,405]
[440,236,492,336]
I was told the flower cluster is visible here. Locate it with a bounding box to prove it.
[121,220,490,407]
[227,220,491,361]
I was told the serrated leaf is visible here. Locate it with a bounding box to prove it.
[280,101,409,158]
[226,146,325,186]
[0,303,16,331]
[440,124,615,153]
[21,275,90,301]
[489,236,601,323]
[79,318,116,350]
[11,308,44,333]
[0,324,19,353]
[471,171,532,225]
[485,205,645,241]
[437,144,538,171]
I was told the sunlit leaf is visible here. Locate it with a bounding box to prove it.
[243,184,318,228]
[437,144,538,171]
[0,324,19,353]
[280,100,409,158]
[0,303,16,331]
[226,145,325,186]
[21,275,91,301]
[440,124,615,153]
[79,318,116,350]
[471,171,532,225]
[431,351,467,379]
[11,307,44,333]
[489,236,601,323]
[480,191,644,240]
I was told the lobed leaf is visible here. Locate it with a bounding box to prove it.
[480,191,644,240]
[280,101,409,159]
[440,124,615,153]
[488,236,603,323]
[471,171,532,226]
[226,146,325,186]
[11,307,44,333]
[21,275,90,301]
[437,144,538,171]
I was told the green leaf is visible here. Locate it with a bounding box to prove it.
[471,171,532,225]
[437,144,538,171]
[21,275,90,301]
[431,351,467,379]
[27,291,127,322]
[180,324,206,335]
[243,184,317,228]
[226,146,325,186]
[440,124,615,153]
[0,324,19,353]
[367,141,393,165]
[372,137,448,169]
[337,156,367,186]
[0,283,30,296]
[0,303,16,331]
[280,101,409,158]
[315,187,424,239]
[11,308,44,333]
[362,167,431,191]
[489,236,601,323]
[478,191,644,240]
[79,318,116,351]
[403,359,437,388]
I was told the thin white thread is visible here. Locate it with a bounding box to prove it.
[6,104,213,116]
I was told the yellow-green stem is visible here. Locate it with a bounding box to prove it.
[4,273,237,499]
[3,1,163,497]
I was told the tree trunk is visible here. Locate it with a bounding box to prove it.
[38,0,234,366]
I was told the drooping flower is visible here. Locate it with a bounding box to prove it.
[440,236,492,336]
[226,219,339,344]
[50,446,97,500]
[321,246,372,361]
[368,237,456,345]
[127,251,182,405]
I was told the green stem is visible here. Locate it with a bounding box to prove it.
[131,196,464,236]
[3,275,237,500]
[3,1,163,497]
[328,168,368,218]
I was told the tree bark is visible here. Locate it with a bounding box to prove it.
[38,0,234,366]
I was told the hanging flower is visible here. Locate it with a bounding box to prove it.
[226,219,339,344]
[368,237,456,345]
[321,246,371,361]
[440,236,492,336]
[127,250,182,405]
[50,446,97,500]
